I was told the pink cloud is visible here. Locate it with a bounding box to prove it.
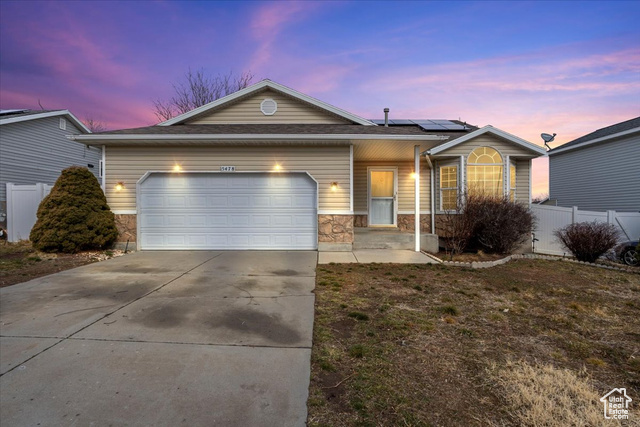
[248,1,324,71]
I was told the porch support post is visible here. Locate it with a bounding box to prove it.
[414,145,420,252]
[426,155,435,236]
[349,144,354,213]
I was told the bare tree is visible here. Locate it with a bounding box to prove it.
[153,69,254,121]
[83,116,107,133]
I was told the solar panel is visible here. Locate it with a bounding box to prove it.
[369,118,468,130]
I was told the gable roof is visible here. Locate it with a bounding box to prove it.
[422,125,546,156]
[548,116,640,156]
[0,109,90,133]
[158,79,376,127]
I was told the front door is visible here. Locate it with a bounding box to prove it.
[368,167,397,226]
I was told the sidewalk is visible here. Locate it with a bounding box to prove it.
[318,249,438,264]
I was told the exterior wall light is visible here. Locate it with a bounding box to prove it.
[115,182,125,191]
[274,164,282,171]
[173,164,182,172]
[330,182,339,192]
[410,172,417,179]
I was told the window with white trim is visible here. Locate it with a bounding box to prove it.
[467,146,503,197]
[440,164,458,211]
[59,118,66,130]
[509,163,516,201]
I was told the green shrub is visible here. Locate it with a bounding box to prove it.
[30,167,118,252]
[553,221,618,263]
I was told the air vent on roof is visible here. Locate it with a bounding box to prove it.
[260,98,277,116]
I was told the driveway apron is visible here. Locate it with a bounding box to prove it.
[0,251,317,426]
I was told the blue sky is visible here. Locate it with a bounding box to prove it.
[1,0,639,195]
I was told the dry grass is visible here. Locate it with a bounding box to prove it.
[491,360,619,427]
[308,260,640,426]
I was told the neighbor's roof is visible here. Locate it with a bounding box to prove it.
[0,109,90,133]
[548,116,640,155]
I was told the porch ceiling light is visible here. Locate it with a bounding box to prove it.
[330,182,339,192]
[115,182,125,191]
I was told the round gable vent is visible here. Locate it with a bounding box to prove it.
[260,98,277,116]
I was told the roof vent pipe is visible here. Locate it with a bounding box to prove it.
[384,108,389,127]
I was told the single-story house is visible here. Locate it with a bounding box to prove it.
[0,109,97,233]
[69,79,545,251]
[548,116,640,212]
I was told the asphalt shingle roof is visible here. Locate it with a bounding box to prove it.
[550,116,640,152]
[0,109,64,118]
[97,123,467,136]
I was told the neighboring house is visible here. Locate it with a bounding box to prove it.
[69,79,545,251]
[0,109,97,230]
[548,116,640,212]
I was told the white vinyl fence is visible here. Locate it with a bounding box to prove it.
[6,183,53,242]
[531,204,640,256]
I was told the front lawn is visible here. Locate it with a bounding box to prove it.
[308,260,640,426]
[0,241,125,287]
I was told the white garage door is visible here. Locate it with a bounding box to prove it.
[138,172,317,250]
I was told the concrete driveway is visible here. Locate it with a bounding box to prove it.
[0,251,317,426]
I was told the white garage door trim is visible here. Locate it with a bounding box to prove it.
[136,171,318,250]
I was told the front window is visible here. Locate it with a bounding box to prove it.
[467,146,503,197]
[509,164,516,201]
[440,165,458,210]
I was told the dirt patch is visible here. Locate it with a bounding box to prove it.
[0,241,127,288]
[308,260,640,426]
[436,250,507,262]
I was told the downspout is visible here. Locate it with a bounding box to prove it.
[101,145,106,191]
[414,145,420,252]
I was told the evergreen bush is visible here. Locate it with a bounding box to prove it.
[30,166,118,252]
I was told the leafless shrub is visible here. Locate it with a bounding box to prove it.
[153,68,254,121]
[439,192,475,260]
[465,193,534,254]
[439,192,533,257]
[554,221,619,263]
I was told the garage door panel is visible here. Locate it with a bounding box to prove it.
[139,173,317,250]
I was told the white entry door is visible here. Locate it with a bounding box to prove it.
[138,172,318,250]
[368,168,397,226]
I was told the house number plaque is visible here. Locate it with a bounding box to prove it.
[220,166,236,172]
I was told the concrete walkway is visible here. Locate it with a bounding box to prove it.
[0,251,316,427]
[318,249,438,264]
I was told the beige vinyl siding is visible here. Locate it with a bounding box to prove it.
[187,89,351,125]
[515,159,530,203]
[442,134,539,158]
[105,145,350,212]
[353,161,431,213]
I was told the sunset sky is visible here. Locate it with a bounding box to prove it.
[1,0,639,197]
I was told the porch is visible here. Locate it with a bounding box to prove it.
[353,227,438,252]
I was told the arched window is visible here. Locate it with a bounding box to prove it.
[467,147,503,197]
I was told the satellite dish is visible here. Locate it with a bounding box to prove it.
[541,133,556,150]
